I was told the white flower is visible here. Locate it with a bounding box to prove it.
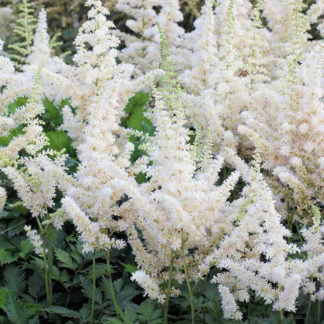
[131,271,166,303]
[0,187,6,211]
[24,225,44,256]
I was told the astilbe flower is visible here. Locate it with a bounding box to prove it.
[113,33,242,302]
[180,0,249,152]
[196,148,306,318]
[115,0,188,75]
[0,69,70,219]
[0,12,74,258]
[61,0,138,147]
[24,225,44,256]
[1,9,78,110]
[61,0,137,254]
[240,40,324,219]
[0,187,6,211]
[296,206,324,302]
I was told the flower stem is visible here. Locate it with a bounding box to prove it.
[106,250,121,318]
[280,310,284,324]
[318,300,321,323]
[181,243,195,324]
[91,250,96,324]
[163,249,175,324]
[305,299,311,324]
[36,216,51,305]
[47,230,53,305]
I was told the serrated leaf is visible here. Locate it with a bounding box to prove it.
[0,237,15,249]
[124,92,149,114]
[0,287,9,310]
[123,92,153,134]
[0,211,10,218]
[27,317,39,324]
[24,303,42,315]
[42,98,63,128]
[113,279,139,307]
[7,218,26,237]
[43,306,80,319]
[120,262,137,274]
[6,294,29,324]
[28,273,44,300]
[8,97,28,115]
[10,204,29,216]
[122,307,137,324]
[138,300,162,323]
[81,280,102,305]
[0,249,18,266]
[79,304,90,320]
[0,125,24,147]
[3,265,26,295]
[18,239,34,259]
[104,319,123,324]
[45,131,76,157]
[55,249,77,270]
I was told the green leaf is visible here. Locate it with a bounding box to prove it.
[42,98,63,128]
[138,300,162,323]
[0,237,15,249]
[43,306,80,319]
[45,131,76,156]
[6,294,30,324]
[3,265,26,295]
[27,317,39,324]
[0,211,10,218]
[125,92,149,114]
[0,287,9,310]
[104,319,123,324]
[28,273,44,300]
[0,249,18,266]
[0,125,24,147]
[18,239,34,259]
[8,97,28,115]
[120,262,137,274]
[113,279,139,307]
[55,249,77,270]
[10,204,29,216]
[122,92,153,134]
[7,218,26,237]
[24,303,41,315]
[122,307,137,324]
[81,280,102,305]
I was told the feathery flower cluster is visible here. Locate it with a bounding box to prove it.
[0,187,6,211]
[24,225,44,256]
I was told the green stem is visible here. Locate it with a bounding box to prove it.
[295,223,304,242]
[318,300,321,323]
[280,310,284,324]
[181,243,195,324]
[305,299,311,324]
[47,231,53,305]
[163,250,175,324]
[36,216,51,305]
[91,251,96,324]
[106,250,121,319]
[287,203,293,243]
